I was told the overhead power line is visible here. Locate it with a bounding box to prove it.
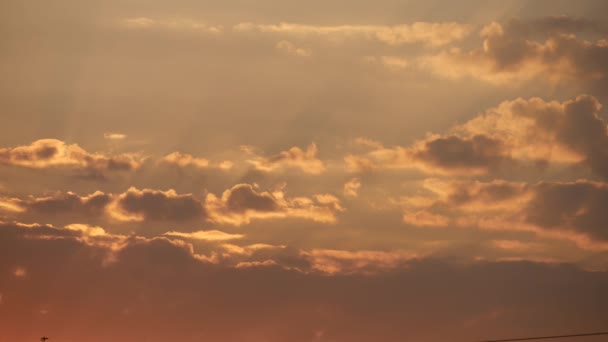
[479,331,608,342]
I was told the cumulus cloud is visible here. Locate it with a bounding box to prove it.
[458,95,608,177]
[0,139,142,174]
[2,184,344,227]
[16,191,111,216]
[206,184,344,225]
[243,143,326,174]
[420,16,608,86]
[523,181,608,242]
[398,178,608,250]
[234,22,472,47]
[0,221,127,254]
[5,188,206,223]
[346,134,512,175]
[109,187,207,222]
[347,95,608,178]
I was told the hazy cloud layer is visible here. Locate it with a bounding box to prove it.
[2,220,608,341]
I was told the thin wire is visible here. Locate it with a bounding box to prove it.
[479,331,608,342]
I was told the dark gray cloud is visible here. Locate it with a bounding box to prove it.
[524,181,608,241]
[224,184,280,213]
[414,134,511,172]
[0,139,143,182]
[22,191,111,216]
[424,16,608,90]
[115,188,206,222]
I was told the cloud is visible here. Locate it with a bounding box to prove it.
[2,184,344,227]
[160,152,234,170]
[103,133,127,140]
[346,134,512,175]
[234,22,472,47]
[161,152,210,168]
[303,249,419,275]
[220,243,285,257]
[0,139,142,174]
[347,95,608,178]
[413,134,511,173]
[4,188,208,224]
[276,40,312,57]
[523,181,608,242]
[17,191,111,216]
[2,217,608,342]
[458,95,608,178]
[206,183,343,225]
[243,143,326,174]
[402,211,450,228]
[122,17,223,34]
[109,187,206,222]
[420,16,608,87]
[398,178,608,249]
[164,230,245,241]
[343,178,361,197]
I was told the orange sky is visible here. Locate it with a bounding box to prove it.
[1,1,608,341]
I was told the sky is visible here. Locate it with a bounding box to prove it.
[1,1,608,341]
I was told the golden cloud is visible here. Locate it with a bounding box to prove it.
[243,143,326,174]
[0,139,142,173]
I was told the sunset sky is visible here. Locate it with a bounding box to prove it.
[1,1,608,341]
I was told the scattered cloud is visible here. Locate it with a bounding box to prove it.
[17,191,111,216]
[347,95,608,178]
[420,16,608,87]
[243,143,326,174]
[206,183,343,225]
[398,178,608,250]
[0,139,142,174]
[109,187,207,222]
[122,17,223,33]
[234,22,472,47]
[1,185,344,227]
